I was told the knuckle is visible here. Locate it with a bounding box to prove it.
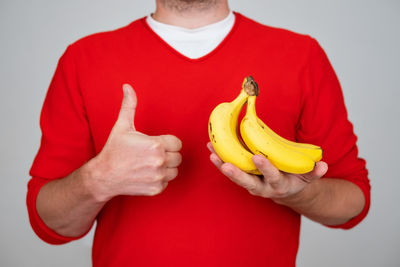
[266,177,281,188]
[274,188,287,197]
[152,156,166,168]
[270,177,281,184]
[245,185,258,195]
[244,183,256,191]
[149,184,164,195]
[248,189,258,196]
[150,139,163,152]
[151,170,166,182]
[146,190,158,196]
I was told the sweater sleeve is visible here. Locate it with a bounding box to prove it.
[296,38,371,229]
[27,45,96,244]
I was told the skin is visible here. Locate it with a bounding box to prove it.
[36,0,365,237]
[207,143,365,226]
[153,0,230,28]
[36,84,182,236]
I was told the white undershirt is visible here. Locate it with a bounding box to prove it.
[146,11,235,59]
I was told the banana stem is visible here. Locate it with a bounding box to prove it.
[242,76,259,96]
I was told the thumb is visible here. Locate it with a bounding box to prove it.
[301,161,328,182]
[115,83,137,131]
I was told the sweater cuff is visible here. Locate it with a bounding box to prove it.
[324,177,371,229]
[26,177,91,244]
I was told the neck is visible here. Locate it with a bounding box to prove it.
[153,0,230,29]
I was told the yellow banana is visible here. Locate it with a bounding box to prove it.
[256,118,322,162]
[208,77,261,175]
[240,95,317,174]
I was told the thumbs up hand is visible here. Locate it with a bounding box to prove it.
[89,84,182,202]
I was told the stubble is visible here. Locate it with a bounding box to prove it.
[159,0,220,13]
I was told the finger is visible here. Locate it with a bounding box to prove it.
[220,163,264,195]
[209,152,224,168]
[161,181,169,190]
[206,142,216,154]
[252,154,283,188]
[163,168,179,182]
[165,152,182,168]
[299,161,328,183]
[115,84,137,131]
[157,135,182,152]
[147,182,168,196]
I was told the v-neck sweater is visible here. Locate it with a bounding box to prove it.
[27,12,370,267]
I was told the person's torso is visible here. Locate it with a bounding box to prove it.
[70,12,312,267]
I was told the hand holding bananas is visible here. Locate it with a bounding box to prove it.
[208,76,366,225]
[89,84,182,201]
[208,142,328,202]
[208,76,323,175]
[208,76,328,201]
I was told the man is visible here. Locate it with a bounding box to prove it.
[27,0,370,266]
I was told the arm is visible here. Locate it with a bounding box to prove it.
[34,85,182,238]
[35,162,105,237]
[207,143,364,226]
[275,177,365,226]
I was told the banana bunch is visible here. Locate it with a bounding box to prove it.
[208,76,322,175]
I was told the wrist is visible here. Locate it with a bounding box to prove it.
[79,157,113,204]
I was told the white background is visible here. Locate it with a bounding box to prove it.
[1,0,399,266]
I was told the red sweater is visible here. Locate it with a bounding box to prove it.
[27,12,370,267]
